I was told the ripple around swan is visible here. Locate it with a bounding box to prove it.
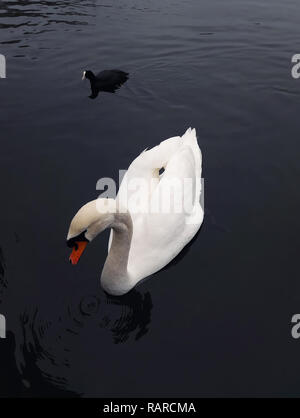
[12,289,153,395]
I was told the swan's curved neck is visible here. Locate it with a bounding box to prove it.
[101,211,133,295]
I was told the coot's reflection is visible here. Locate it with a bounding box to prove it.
[15,288,153,395]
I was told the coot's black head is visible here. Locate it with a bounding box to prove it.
[82,70,95,81]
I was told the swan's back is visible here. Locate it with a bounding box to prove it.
[122,127,201,212]
[113,128,203,282]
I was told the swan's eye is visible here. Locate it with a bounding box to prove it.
[66,230,88,249]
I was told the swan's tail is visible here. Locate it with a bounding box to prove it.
[181,127,202,178]
[131,127,201,170]
[181,127,199,152]
[131,135,182,170]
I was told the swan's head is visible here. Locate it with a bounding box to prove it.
[66,199,116,265]
[82,70,94,81]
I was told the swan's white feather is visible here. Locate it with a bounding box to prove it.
[108,128,204,284]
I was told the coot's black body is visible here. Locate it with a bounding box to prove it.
[83,69,129,99]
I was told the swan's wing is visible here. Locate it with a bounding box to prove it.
[149,143,201,227]
[128,141,203,278]
[110,128,203,254]
[181,127,202,181]
[115,135,183,213]
[148,128,202,214]
[115,127,202,218]
[128,127,200,174]
[130,136,182,171]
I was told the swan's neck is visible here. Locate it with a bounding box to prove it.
[101,211,133,295]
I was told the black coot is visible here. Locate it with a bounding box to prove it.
[82,69,129,99]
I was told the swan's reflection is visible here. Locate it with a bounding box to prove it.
[14,288,153,395]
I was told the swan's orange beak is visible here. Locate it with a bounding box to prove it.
[69,241,88,265]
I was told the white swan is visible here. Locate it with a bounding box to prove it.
[67,128,204,295]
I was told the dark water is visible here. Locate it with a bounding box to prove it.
[1,0,300,397]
